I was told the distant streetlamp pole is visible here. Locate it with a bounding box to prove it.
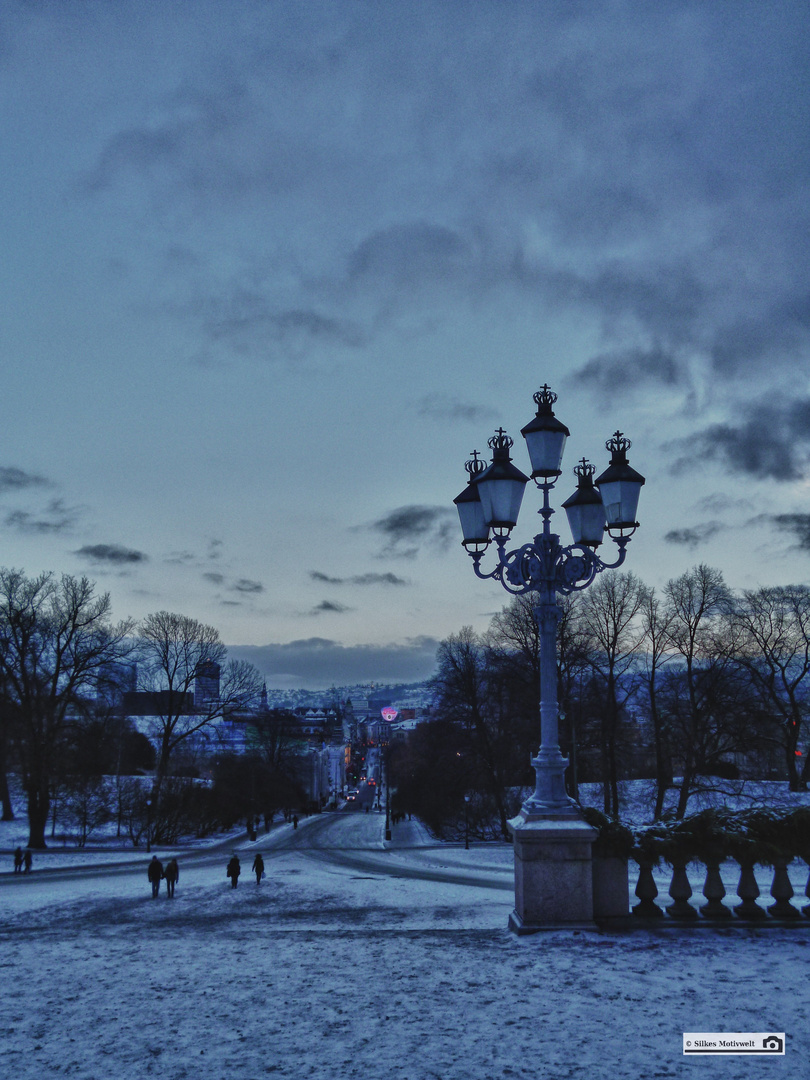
[146,798,152,853]
[383,737,392,842]
[464,794,470,851]
[453,385,645,929]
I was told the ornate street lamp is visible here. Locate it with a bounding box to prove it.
[455,386,644,816]
[453,385,645,929]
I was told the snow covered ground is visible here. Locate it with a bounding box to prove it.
[2,809,809,1080]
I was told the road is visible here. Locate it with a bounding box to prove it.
[0,809,514,893]
[260,808,513,891]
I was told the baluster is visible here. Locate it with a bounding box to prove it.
[667,861,697,919]
[768,859,801,919]
[701,860,732,919]
[734,861,766,919]
[632,861,664,918]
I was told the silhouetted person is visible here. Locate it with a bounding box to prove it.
[23,849,32,874]
[252,853,264,885]
[13,847,23,873]
[227,854,240,888]
[147,855,163,898]
[164,858,179,898]
[292,814,298,830]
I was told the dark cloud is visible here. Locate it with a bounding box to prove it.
[310,571,344,585]
[767,514,810,552]
[232,578,264,594]
[78,80,250,195]
[165,551,197,565]
[573,344,685,398]
[368,505,455,557]
[416,394,498,424]
[546,261,707,347]
[176,288,366,361]
[670,398,810,481]
[351,573,408,587]
[309,571,408,587]
[5,499,82,534]
[205,299,366,355]
[203,572,225,585]
[75,543,148,564]
[0,467,53,494]
[692,494,754,516]
[227,636,440,688]
[349,223,471,286]
[710,301,810,376]
[663,522,725,550]
[312,600,352,614]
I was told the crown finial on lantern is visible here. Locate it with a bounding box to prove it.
[488,427,514,454]
[573,457,596,481]
[533,384,558,412]
[606,431,631,456]
[465,450,486,480]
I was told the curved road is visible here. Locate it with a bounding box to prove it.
[1,810,513,892]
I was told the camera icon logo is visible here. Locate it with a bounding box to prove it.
[762,1036,783,1052]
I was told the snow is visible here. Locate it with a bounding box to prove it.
[2,809,809,1079]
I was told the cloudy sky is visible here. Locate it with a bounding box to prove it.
[1,1,809,688]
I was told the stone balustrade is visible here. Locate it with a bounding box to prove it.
[594,855,810,924]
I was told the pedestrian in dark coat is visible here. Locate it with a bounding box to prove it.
[252,852,264,885]
[226,854,240,888]
[164,858,179,898]
[23,849,32,874]
[292,814,298,830]
[147,855,164,898]
[13,847,23,873]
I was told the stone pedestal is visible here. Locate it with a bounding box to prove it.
[592,856,630,922]
[507,814,598,933]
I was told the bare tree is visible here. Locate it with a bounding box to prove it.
[579,571,647,818]
[639,587,676,819]
[663,564,733,818]
[136,611,263,809]
[0,569,133,847]
[726,584,810,790]
[431,627,512,839]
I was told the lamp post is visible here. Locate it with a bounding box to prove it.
[464,794,470,851]
[454,385,644,929]
[382,735,392,842]
[146,798,152,854]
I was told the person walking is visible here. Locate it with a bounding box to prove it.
[13,847,23,873]
[292,814,298,830]
[226,854,240,889]
[23,849,32,874]
[164,857,179,898]
[147,855,163,898]
[252,852,264,885]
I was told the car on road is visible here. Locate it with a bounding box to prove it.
[346,789,359,801]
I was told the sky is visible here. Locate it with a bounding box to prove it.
[1,1,810,689]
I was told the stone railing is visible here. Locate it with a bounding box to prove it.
[588,806,810,925]
[627,856,809,923]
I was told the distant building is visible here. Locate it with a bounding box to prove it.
[194,660,221,709]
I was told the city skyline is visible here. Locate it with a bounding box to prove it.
[2,2,809,688]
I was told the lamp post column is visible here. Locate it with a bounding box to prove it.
[525,595,577,815]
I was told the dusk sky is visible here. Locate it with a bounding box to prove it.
[2,1,809,688]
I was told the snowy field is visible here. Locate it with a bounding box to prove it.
[2,809,809,1080]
